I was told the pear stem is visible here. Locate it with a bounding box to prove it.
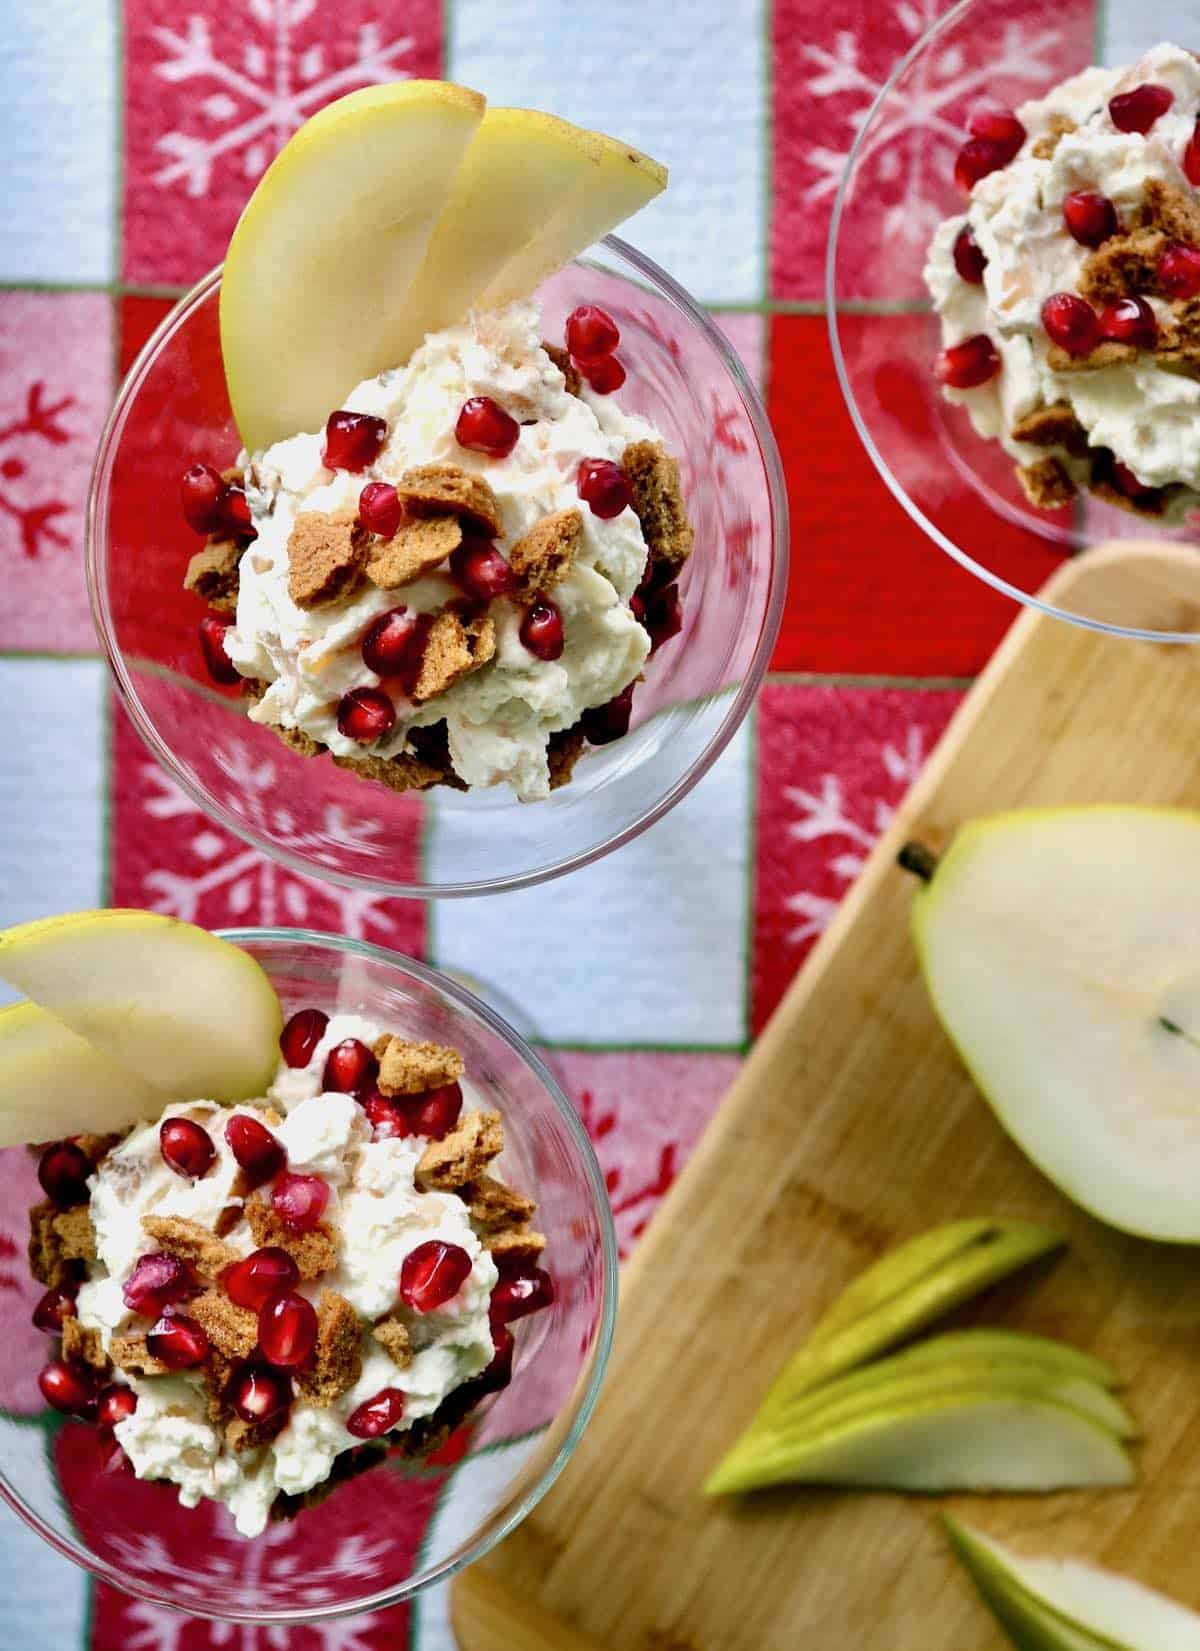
[898,842,939,883]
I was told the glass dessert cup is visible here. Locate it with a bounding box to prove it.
[827,0,1200,641]
[87,240,787,896]
[0,929,617,1624]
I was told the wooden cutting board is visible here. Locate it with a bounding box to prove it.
[453,542,1200,1651]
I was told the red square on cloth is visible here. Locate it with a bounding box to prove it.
[122,0,443,284]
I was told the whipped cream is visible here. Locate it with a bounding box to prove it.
[77,1014,498,1538]
[224,301,658,802]
[924,42,1200,499]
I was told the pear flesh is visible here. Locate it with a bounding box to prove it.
[0,1001,165,1146]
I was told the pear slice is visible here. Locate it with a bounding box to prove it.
[945,1517,1200,1651]
[0,912,282,1107]
[907,807,1200,1242]
[221,80,486,450]
[0,1001,166,1146]
[478,127,667,308]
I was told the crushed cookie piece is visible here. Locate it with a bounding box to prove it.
[294,1291,362,1407]
[62,1316,110,1372]
[1089,452,1177,517]
[371,1313,412,1369]
[187,1288,258,1360]
[141,1215,240,1281]
[485,1224,548,1266]
[544,341,583,397]
[286,507,369,609]
[465,1174,536,1233]
[507,509,582,593]
[1016,456,1077,509]
[226,1412,288,1454]
[331,749,448,794]
[547,724,586,791]
[203,1349,237,1426]
[377,1037,465,1096]
[1140,178,1200,245]
[29,1201,75,1288]
[621,440,694,574]
[74,1133,121,1168]
[215,1203,243,1240]
[364,515,462,589]
[411,610,496,704]
[52,1205,97,1263]
[1010,401,1088,453]
[110,1334,169,1377]
[1030,114,1076,159]
[184,539,244,613]
[397,464,503,538]
[245,1196,338,1279]
[1047,339,1137,374]
[1079,227,1167,306]
[408,721,469,791]
[416,1110,504,1192]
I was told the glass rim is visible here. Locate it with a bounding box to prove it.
[823,0,1200,647]
[0,925,620,1624]
[87,239,791,895]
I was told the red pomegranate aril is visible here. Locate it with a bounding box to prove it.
[520,598,565,662]
[967,106,1026,159]
[323,1037,378,1096]
[1062,191,1119,248]
[33,1286,77,1332]
[122,1252,195,1319]
[225,1114,285,1185]
[489,1267,555,1327]
[1159,243,1200,299]
[95,1384,138,1429]
[1112,459,1154,499]
[361,606,423,678]
[279,1006,328,1068]
[359,480,403,538]
[952,223,987,284]
[38,1360,94,1415]
[400,1240,473,1312]
[455,396,520,459]
[934,334,1002,388]
[478,1324,515,1395]
[223,1247,299,1312]
[580,683,635,746]
[232,1365,292,1424]
[1185,119,1200,186]
[323,410,388,472]
[409,1082,463,1141]
[272,1172,329,1234]
[180,463,226,533]
[449,538,519,600]
[198,615,241,685]
[220,485,255,540]
[577,352,626,394]
[337,685,396,743]
[644,583,682,655]
[1109,83,1173,133]
[1099,296,1158,348]
[160,1117,215,1180]
[1041,293,1101,356]
[38,1141,91,1206]
[565,304,620,359]
[148,1312,210,1370]
[362,1088,416,1139]
[258,1291,318,1368]
[954,137,1010,193]
[577,457,632,519]
[347,1387,406,1438]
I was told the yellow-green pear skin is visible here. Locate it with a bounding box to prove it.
[944,1520,1107,1651]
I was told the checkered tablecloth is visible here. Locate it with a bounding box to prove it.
[0,0,1155,1643]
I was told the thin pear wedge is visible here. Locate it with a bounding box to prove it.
[0,1001,166,1146]
[946,1519,1108,1651]
[0,912,282,1106]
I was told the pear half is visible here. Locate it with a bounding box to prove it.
[909,807,1200,1241]
[0,1001,165,1146]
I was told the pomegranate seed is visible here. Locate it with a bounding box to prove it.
[279,1006,328,1068]
[400,1240,473,1312]
[1062,191,1119,248]
[337,686,396,743]
[1111,459,1155,499]
[1185,119,1200,186]
[1109,83,1173,133]
[160,1117,215,1180]
[232,1365,292,1424]
[39,1360,94,1415]
[363,1088,416,1139]
[38,1141,91,1206]
[323,1038,378,1095]
[577,458,632,519]
[147,1312,209,1370]
[32,1286,77,1332]
[223,1247,299,1312]
[122,1252,196,1319]
[1159,244,1200,299]
[577,353,626,394]
[98,1436,134,1476]
[967,106,1026,158]
[1041,293,1101,356]
[408,1082,463,1140]
[455,396,520,459]
[258,1291,318,1368]
[935,334,1002,387]
[952,223,987,284]
[477,1325,515,1395]
[95,1384,138,1429]
[180,463,226,533]
[520,598,565,662]
[490,1267,555,1327]
[359,481,403,538]
[954,137,1010,193]
[323,410,388,472]
[643,584,682,655]
[565,304,620,358]
[361,607,423,679]
[449,537,519,601]
[220,485,255,541]
[225,1114,285,1185]
[580,683,635,745]
[198,615,241,685]
[347,1387,406,1438]
[272,1172,329,1234]
[1099,296,1158,348]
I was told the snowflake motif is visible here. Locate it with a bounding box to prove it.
[577,1087,679,1255]
[803,0,1064,245]
[0,383,76,558]
[152,0,418,196]
[784,725,926,945]
[0,1232,20,1295]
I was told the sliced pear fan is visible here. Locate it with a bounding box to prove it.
[0,1001,165,1147]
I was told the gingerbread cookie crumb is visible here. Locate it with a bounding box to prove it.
[465,1174,536,1233]
[377,1037,465,1097]
[287,507,369,609]
[486,1224,548,1266]
[29,1201,74,1288]
[294,1291,362,1407]
[508,509,581,593]
[397,464,503,538]
[543,341,583,397]
[332,749,448,794]
[411,610,496,704]
[1079,227,1167,306]
[1030,114,1076,159]
[1141,178,1200,245]
[184,539,244,613]
[371,1313,412,1369]
[547,725,586,791]
[1017,456,1077,509]
[52,1206,97,1263]
[141,1215,240,1281]
[1011,401,1088,452]
[110,1334,170,1377]
[621,440,693,574]
[245,1197,338,1279]
[416,1110,504,1192]
[365,516,462,589]
[62,1316,110,1372]
[187,1288,259,1360]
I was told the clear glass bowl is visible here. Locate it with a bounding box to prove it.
[87,242,787,895]
[0,929,617,1623]
[827,0,1200,641]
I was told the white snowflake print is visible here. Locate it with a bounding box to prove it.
[152,0,417,196]
[802,0,1064,245]
[0,383,76,558]
[784,725,926,945]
